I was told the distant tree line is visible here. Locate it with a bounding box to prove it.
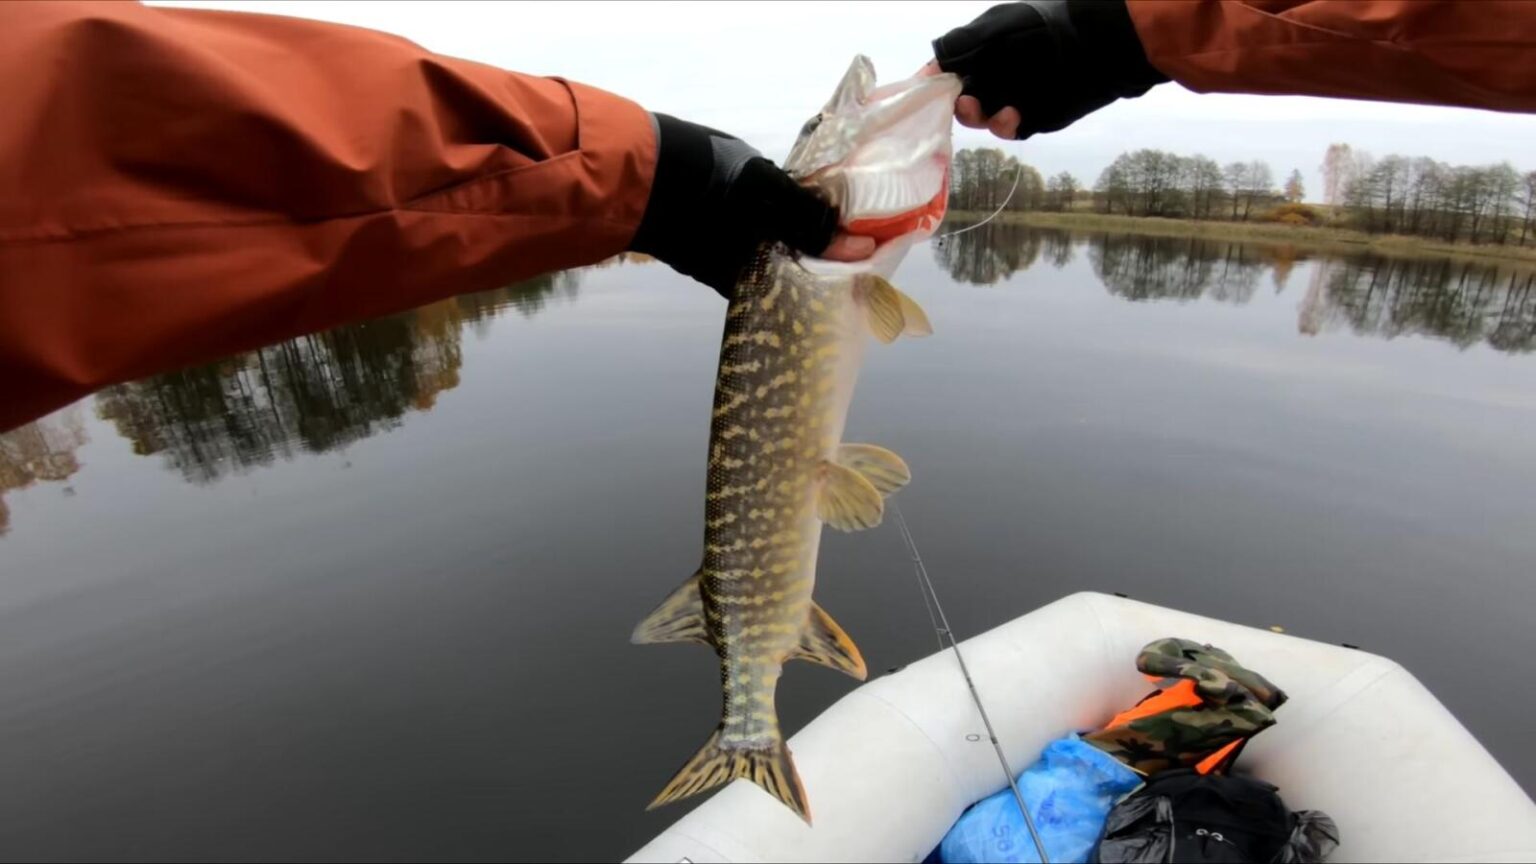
[950,144,1536,245]
[1093,150,1283,220]
[1323,142,1536,245]
[948,147,1291,222]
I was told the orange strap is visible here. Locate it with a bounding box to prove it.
[1100,679,1243,775]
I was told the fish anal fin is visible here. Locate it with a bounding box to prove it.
[835,443,911,496]
[631,570,709,646]
[789,602,868,681]
[647,727,811,824]
[816,460,884,531]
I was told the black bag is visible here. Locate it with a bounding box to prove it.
[1093,768,1339,863]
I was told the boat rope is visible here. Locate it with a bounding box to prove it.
[889,500,1050,864]
[928,159,1023,246]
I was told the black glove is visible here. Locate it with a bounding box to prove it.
[932,0,1168,140]
[628,113,840,299]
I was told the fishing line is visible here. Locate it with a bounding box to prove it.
[927,159,1023,246]
[889,500,1050,864]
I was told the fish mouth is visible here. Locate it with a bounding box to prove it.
[803,71,961,243]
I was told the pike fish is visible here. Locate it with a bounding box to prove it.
[632,57,960,823]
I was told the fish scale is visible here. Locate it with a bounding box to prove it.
[630,55,959,824]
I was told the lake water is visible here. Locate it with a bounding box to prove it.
[3,224,1534,861]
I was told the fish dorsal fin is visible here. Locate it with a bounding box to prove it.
[789,601,868,681]
[859,276,932,343]
[631,570,709,646]
[835,443,911,496]
[816,460,884,531]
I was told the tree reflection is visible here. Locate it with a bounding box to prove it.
[930,220,1536,354]
[1089,233,1268,305]
[932,220,1057,285]
[0,407,88,536]
[95,272,582,484]
[1300,256,1536,352]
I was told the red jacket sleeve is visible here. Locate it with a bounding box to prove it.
[0,1,657,430]
[1128,0,1536,113]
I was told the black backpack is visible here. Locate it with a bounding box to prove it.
[1093,768,1339,863]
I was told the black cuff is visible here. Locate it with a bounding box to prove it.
[629,113,839,297]
[932,0,1168,139]
[1067,0,1167,98]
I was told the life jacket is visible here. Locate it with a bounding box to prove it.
[1083,638,1288,777]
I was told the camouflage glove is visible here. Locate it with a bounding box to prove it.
[629,113,841,299]
[932,0,1168,140]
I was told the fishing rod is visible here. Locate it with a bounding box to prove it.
[890,500,1050,864]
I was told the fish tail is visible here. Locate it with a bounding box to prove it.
[647,727,811,824]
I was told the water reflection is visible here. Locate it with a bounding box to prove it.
[1090,233,1269,305]
[933,220,1536,353]
[1301,255,1536,352]
[94,271,581,485]
[932,220,1050,285]
[0,408,88,535]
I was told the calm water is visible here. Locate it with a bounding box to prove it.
[3,225,1534,861]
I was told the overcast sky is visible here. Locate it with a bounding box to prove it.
[157,0,1536,201]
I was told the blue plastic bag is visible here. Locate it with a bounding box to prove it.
[940,734,1143,864]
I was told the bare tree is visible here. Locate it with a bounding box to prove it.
[1321,143,1353,206]
[1224,162,1250,220]
[1519,171,1536,246]
[1046,171,1080,211]
[1284,169,1305,203]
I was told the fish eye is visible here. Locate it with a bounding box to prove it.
[799,115,823,137]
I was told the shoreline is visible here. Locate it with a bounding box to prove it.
[946,210,1536,267]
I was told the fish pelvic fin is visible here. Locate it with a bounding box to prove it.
[858,275,933,343]
[835,443,911,496]
[647,727,811,824]
[789,601,868,681]
[631,570,709,646]
[817,459,884,531]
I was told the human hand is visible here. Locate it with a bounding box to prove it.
[628,114,874,299]
[927,0,1167,141]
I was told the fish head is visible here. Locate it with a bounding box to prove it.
[784,56,962,247]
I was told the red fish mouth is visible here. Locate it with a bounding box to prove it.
[843,167,949,244]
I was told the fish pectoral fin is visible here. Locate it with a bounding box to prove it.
[896,288,933,337]
[860,275,933,342]
[835,443,911,496]
[631,570,709,646]
[860,274,905,344]
[647,727,811,824]
[789,601,868,681]
[816,460,884,531]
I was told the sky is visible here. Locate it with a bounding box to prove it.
[153,0,1536,201]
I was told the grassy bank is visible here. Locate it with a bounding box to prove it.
[949,210,1536,267]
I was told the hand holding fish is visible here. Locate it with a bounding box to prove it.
[927,0,1168,141]
[628,115,875,298]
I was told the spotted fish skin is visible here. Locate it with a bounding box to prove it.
[634,54,958,824]
[706,251,863,732]
[640,245,882,823]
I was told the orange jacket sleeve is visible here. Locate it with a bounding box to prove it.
[0,1,657,431]
[1127,0,1536,113]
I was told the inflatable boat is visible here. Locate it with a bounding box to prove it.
[627,592,1536,863]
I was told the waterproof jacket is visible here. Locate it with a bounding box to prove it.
[4,0,1534,430]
